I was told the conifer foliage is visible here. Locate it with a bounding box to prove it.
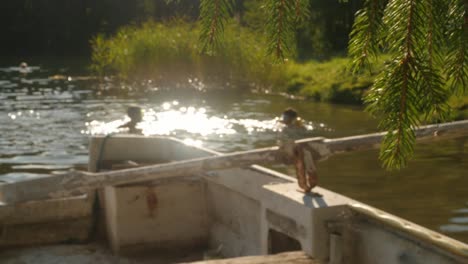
[198,0,467,169]
[199,0,234,53]
[200,0,309,59]
[349,0,466,169]
[264,0,310,60]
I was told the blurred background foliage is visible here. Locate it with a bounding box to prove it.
[1,0,466,119]
[1,0,362,58]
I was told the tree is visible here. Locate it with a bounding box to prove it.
[198,0,467,169]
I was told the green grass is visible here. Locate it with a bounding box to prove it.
[90,21,467,117]
[90,20,386,104]
[278,57,467,118]
[90,20,283,88]
[277,57,387,104]
[449,95,468,120]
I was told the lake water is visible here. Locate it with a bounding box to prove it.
[0,61,467,244]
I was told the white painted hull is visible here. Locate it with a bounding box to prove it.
[0,135,467,264]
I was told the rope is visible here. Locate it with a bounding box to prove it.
[293,144,318,193]
[277,139,318,192]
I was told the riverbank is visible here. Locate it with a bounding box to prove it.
[273,57,384,104]
[90,21,467,120]
[89,21,384,104]
[278,58,468,121]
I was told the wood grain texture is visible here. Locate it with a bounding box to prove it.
[184,251,321,264]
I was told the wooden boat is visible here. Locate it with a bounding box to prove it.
[0,121,468,263]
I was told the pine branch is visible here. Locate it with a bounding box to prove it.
[199,0,233,54]
[353,0,463,170]
[265,0,297,61]
[417,61,450,121]
[415,0,450,121]
[348,0,386,73]
[364,0,447,169]
[445,0,467,94]
[425,0,447,67]
[295,0,310,24]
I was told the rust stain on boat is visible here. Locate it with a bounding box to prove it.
[145,188,158,218]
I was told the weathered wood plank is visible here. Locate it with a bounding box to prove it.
[1,120,467,204]
[311,119,468,157]
[0,146,280,204]
[184,251,321,264]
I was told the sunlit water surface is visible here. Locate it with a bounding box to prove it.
[0,62,467,243]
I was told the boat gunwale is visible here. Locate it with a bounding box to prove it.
[92,135,468,260]
[96,135,468,257]
[349,203,468,259]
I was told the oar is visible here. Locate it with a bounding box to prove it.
[1,120,467,204]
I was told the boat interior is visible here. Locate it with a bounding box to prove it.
[0,135,467,263]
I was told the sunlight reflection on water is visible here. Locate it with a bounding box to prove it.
[85,101,301,146]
